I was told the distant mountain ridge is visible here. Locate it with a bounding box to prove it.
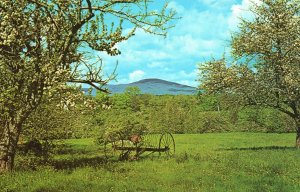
[130,78,193,88]
[83,78,197,95]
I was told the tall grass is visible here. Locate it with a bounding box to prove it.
[1,133,300,191]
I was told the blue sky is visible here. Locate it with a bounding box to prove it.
[97,0,257,87]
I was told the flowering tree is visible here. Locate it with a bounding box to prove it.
[198,0,300,147]
[0,0,175,172]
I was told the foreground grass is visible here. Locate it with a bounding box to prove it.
[1,133,300,191]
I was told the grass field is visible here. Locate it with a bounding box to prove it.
[1,133,300,191]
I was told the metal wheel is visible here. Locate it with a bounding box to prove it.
[159,133,175,157]
[104,139,124,159]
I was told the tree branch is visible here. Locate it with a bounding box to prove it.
[68,79,110,93]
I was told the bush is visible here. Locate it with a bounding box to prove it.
[237,107,295,133]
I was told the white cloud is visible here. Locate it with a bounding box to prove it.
[228,0,262,30]
[168,1,185,13]
[129,70,145,82]
[178,70,197,78]
[96,0,262,87]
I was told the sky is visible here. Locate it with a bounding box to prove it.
[97,0,257,87]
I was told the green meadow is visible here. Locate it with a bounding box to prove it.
[1,133,300,192]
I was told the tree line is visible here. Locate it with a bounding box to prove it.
[22,86,295,144]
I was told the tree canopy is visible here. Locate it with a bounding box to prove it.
[198,0,300,147]
[0,0,176,172]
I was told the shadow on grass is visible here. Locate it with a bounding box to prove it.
[51,155,161,171]
[219,146,296,151]
[18,143,164,171]
[51,144,115,170]
[52,156,115,170]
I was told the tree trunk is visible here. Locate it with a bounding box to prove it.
[296,128,300,149]
[0,120,20,173]
[296,126,300,149]
[294,117,300,148]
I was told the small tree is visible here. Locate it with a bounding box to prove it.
[124,86,142,112]
[0,0,175,171]
[198,0,300,147]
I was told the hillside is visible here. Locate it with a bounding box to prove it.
[83,78,197,95]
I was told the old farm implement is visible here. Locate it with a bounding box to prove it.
[104,132,175,160]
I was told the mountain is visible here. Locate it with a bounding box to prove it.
[83,78,198,96]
